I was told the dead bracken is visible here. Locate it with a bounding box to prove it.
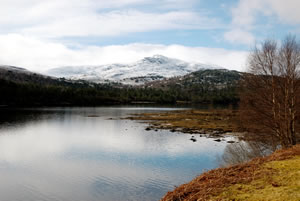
[160,145,300,201]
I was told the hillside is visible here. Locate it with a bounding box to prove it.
[146,68,241,89]
[144,69,241,104]
[0,65,126,106]
[46,55,223,85]
[161,145,300,201]
[0,65,100,87]
[0,65,241,106]
[0,65,60,85]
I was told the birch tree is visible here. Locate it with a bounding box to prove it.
[240,35,300,148]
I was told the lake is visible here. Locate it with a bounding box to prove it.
[0,107,236,201]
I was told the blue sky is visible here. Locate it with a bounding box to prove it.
[0,0,299,71]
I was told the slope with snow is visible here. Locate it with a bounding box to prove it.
[0,65,64,85]
[46,55,224,85]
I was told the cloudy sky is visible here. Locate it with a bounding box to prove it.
[0,0,299,72]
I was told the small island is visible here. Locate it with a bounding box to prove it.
[126,109,241,135]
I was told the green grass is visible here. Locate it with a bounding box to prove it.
[214,156,300,201]
[161,145,300,201]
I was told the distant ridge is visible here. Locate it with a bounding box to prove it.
[0,65,73,86]
[0,65,28,72]
[46,55,225,85]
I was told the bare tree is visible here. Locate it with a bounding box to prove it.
[240,35,300,149]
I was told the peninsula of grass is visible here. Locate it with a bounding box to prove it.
[161,145,300,201]
[126,109,241,135]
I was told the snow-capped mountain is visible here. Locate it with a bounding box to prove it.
[46,55,224,85]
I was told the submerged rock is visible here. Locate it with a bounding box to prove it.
[190,136,197,142]
[87,115,99,117]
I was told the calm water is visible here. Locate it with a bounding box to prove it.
[0,107,235,201]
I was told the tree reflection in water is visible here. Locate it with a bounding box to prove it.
[219,140,275,167]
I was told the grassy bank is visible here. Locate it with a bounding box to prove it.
[126,109,241,135]
[161,145,300,201]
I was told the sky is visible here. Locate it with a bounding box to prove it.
[0,0,299,72]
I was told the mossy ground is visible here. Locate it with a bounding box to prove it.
[214,156,300,201]
[161,145,300,201]
[126,109,241,135]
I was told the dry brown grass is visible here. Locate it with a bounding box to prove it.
[160,145,300,201]
[126,109,241,135]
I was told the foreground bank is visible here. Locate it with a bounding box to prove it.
[161,145,300,201]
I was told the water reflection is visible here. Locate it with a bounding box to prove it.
[220,140,273,166]
[0,107,230,201]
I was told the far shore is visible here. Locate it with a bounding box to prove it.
[125,109,244,137]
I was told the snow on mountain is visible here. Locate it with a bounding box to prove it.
[46,55,224,85]
[0,65,30,73]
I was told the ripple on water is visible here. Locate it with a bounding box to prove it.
[0,107,231,201]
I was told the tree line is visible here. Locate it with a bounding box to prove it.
[0,77,239,107]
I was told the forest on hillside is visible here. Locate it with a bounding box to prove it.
[0,69,240,106]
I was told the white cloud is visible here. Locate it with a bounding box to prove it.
[0,0,215,38]
[157,0,199,9]
[0,0,248,72]
[231,0,264,28]
[266,0,300,24]
[231,0,300,27]
[21,10,219,38]
[225,0,300,45]
[0,34,248,72]
[224,29,255,46]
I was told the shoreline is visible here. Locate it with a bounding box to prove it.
[160,145,300,201]
[125,109,300,200]
[125,109,243,137]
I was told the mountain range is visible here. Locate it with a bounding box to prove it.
[46,55,224,85]
[0,57,241,106]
